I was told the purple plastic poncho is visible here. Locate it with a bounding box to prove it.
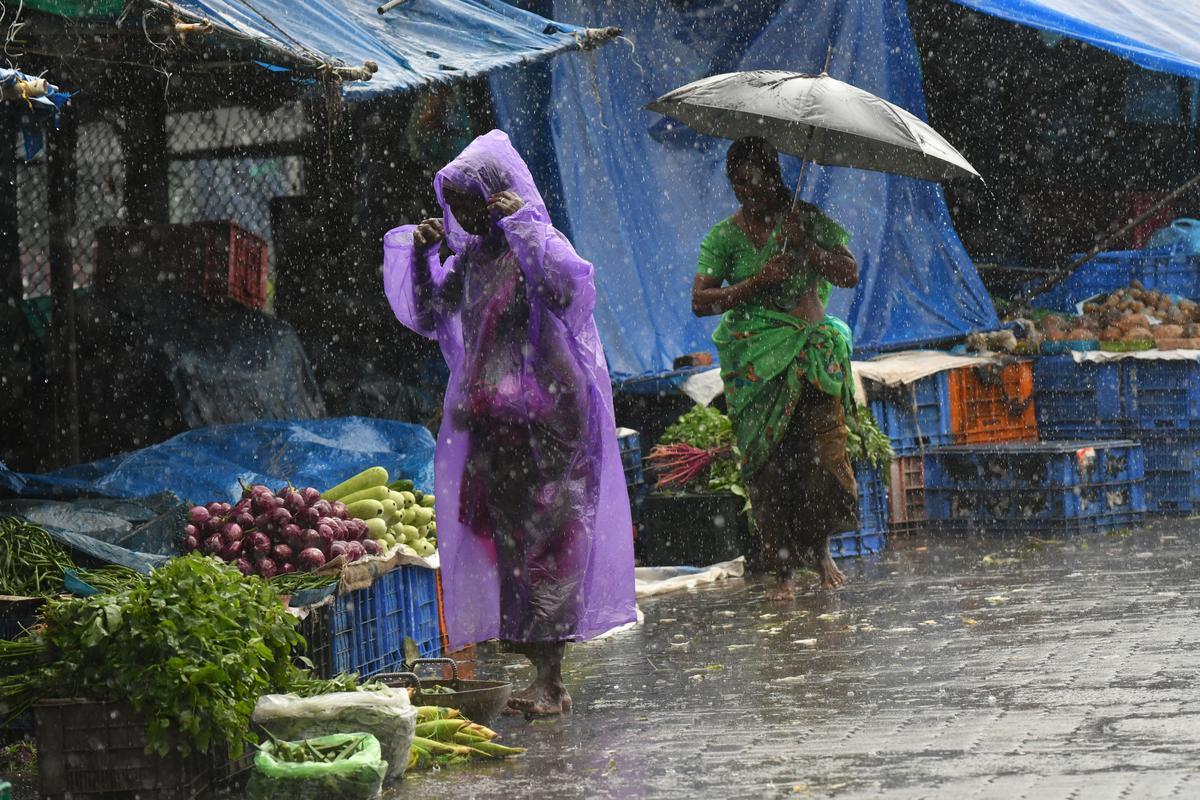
[383,130,637,650]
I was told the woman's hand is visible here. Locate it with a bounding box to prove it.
[413,217,445,249]
[488,191,525,219]
[756,254,793,287]
[781,207,809,252]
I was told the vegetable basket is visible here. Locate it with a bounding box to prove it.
[379,658,512,725]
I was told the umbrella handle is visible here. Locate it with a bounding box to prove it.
[780,125,820,255]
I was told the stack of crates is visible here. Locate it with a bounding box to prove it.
[868,360,1038,534]
[1034,355,1200,515]
[924,440,1145,535]
[1125,359,1200,514]
[618,429,647,519]
[829,464,889,558]
[298,564,442,679]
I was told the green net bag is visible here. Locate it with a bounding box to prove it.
[246,733,387,800]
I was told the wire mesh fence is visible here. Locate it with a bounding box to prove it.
[14,100,309,301]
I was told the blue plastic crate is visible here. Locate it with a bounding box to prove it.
[829,465,889,559]
[932,512,1143,537]
[402,566,442,660]
[1126,360,1200,432]
[1029,248,1198,312]
[867,372,954,456]
[618,430,645,489]
[1034,356,1129,440]
[923,441,1144,491]
[1141,433,1200,514]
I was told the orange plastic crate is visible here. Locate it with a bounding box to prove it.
[888,455,926,534]
[95,221,269,311]
[948,362,1038,444]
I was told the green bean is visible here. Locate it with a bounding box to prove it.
[0,518,73,597]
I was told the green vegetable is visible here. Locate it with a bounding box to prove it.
[321,467,389,501]
[6,555,310,759]
[845,406,894,470]
[72,566,144,595]
[386,479,414,493]
[0,519,73,597]
[660,405,733,451]
[334,485,391,506]
[345,499,385,520]
[269,572,337,594]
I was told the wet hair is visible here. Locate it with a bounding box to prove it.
[726,136,782,183]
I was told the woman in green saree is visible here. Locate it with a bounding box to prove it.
[692,137,860,598]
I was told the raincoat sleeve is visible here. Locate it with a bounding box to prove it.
[497,205,596,334]
[383,225,461,340]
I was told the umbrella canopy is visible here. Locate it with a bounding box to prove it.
[647,70,980,182]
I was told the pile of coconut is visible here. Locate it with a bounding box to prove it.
[1039,281,1200,348]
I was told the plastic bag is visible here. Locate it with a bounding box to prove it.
[246,733,386,800]
[252,688,416,781]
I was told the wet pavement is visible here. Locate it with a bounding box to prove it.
[404,519,1200,799]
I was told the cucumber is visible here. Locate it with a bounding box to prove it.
[400,491,417,507]
[323,467,388,501]
[345,499,386,520]
[389,490,408,509]
[339,485,392,506]
[387,478,415,493]
[419,494,435,508]
[401,506,417,526]
[381,499,402,526]
[364,517,388,538]
[401,525,420,543]
[412,506,434,528]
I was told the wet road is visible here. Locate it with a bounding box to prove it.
[403,520,1200,799]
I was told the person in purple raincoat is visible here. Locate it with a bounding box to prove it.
[383,130,637,715]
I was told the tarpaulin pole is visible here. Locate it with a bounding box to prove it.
[0,113,19,306]
[123,78,170,226]
[47,110,80,467]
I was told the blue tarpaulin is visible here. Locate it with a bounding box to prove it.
[950,0,1200,80]
[492,0,999,376]
[169,0,610,98]
[2,417,435,504]
[0,67,71,159]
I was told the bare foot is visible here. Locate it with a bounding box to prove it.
[505,680,572,716]
[818,554,847,589]
[766,578,796,601]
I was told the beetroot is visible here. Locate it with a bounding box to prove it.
[282,523,301,540]
[280,561,298,574]
[316,523,334,543]
[282,491,305,513]
[330,501,348,520]
[345,541,365,562]
[219,540,243,560]
[298,547,326,570]
[256,557,278,579]
[272,543,294,562]
[183,535,199,553]
[221,523,243,542]
[301,487,322,506]
[269,507,293,528]
[188,506,211,525]
[254,513,272,532]
[362,538,380,556]
[235,558,255,576]
[250,532,272,555]
[296,507,320,528]
[184,523,198,539]
[312,500,332,517]
[251,493,278,516]
[214,502,232,516]
[302,528,322,550]
[236,512,255,530]
[201,534,222,555]
[329,541,349,559]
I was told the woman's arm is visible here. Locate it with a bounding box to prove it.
[691,255,790,317]
[808,244,858,288]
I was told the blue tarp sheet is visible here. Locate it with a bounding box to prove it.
[951,0,1200,80]
[492,0,999,376]
[171,0,597,98]
[1,417,436,504]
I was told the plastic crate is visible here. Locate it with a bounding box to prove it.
[866,371,954,455]
[924,442,1146,531]
[1126,359,1200,432]
[618,430,644,488]
[95,221,269,311]
[402,565,442,660]
[636,492,751,567]
[34,699,251,800]
[1141,433,1200,514]
[829,465,889,558]
[923,441,1144,490]
[1029,248,1198,312]
[948,362,1038,445]
[888,455,926,534]
[1034,356,1129,440]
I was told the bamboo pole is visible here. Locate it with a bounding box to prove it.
[47,111,80,466]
